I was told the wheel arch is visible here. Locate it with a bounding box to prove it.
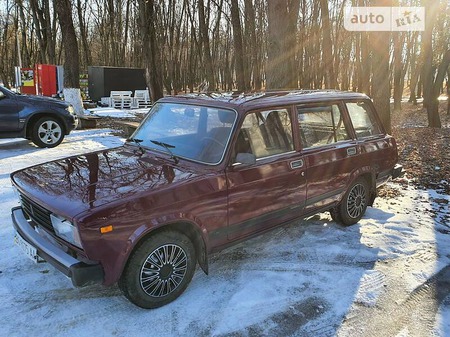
[25,112,67,139]
[347,167,376,206]
[360,171,376,206]
[121,221,209,280]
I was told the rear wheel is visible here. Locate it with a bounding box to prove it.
[31,117,65,148]
[119,230,196,309]
[330,177,369,226]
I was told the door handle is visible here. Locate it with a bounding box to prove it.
[290,159,304,169]
[347,147,357,156]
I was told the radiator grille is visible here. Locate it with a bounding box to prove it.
[19,193,54,234]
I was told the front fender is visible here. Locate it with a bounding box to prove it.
[82,213,210,286]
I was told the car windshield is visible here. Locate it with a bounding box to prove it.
[131,102,237,165]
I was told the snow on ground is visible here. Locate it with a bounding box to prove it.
[85,107,149,118]
[0,129,449,337]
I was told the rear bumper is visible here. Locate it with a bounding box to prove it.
[11,206,103,287]
[392,164,404,179]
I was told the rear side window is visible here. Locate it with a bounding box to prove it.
[235,109,293,159]
[297,104,350,148]
[346,101,382,138]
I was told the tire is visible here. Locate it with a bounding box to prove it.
[331,177,369,226]
[329,207,342,223]
[119,230,196,309]
[31,116,65,148]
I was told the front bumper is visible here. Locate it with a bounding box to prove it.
[11,206,103,287]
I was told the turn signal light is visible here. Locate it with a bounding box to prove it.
[100,225,113,234]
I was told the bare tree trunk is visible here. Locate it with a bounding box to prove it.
[198,0,215,90]
[30,0,57,64]
[15,0,31,67]
[408,32,419,104]
[428,50,450,124]
[138,0,164,102]
[340,32,352,90]
[76,0,92,69]
[371,0,391,134]
[54,0,79,88]
[266,0,300,89]
[122,0,132,63]
[360,32,371,94]
[422,0,442,127]
[230,0,246,91]
[447,69,450,115]
[244,0,261,90]
[319,0,335,88]
[393,32,404,111]
[54,0,83,118]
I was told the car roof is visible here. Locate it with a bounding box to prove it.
[158,90,370,113]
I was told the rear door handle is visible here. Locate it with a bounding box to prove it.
[347,147,357,156]
[290,159,304,169]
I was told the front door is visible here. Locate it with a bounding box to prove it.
[0,90,20,132]
[226,108,307,240]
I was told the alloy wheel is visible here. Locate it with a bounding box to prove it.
[140,244,188,298]
[346,183,367,219]
[38,121,62,145]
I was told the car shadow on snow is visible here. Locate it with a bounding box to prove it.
[173,213,382,337]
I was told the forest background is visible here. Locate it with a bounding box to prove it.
[0,0,449,132]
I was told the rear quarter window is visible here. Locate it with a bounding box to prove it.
[297,104,350,148]
[346,101,383,138]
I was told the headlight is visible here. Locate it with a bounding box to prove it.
[65,105,75,115]
[50,214,82,248]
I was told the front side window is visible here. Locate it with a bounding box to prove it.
[297,104,350,148]
[234,109,293,159]
[132,103,236,164]
[346,101,382,138]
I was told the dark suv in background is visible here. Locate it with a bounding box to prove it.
[0,85,78,147]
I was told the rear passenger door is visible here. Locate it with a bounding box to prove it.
[225,108,306,240]
[296,102,357,213]
[345,100,397,184]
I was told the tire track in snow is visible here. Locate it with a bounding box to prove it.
[339,261,450,337]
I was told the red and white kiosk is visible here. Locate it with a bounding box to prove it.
[15,64,64,97]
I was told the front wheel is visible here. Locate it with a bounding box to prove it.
[330,177,369,226]
[31,117,65,148]
[119,230,196,309]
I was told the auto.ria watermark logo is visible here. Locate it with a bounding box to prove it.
[344,7,425,31]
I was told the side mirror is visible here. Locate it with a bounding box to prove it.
[0,92,5,99]
[235,153,256,165]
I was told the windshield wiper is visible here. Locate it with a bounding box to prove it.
[127,137,145,155]
[150,140,179,164]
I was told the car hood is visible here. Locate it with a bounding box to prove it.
[11,147,198,218]
[18,94,68,108]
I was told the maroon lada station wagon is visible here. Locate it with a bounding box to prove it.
[11,90,402,308]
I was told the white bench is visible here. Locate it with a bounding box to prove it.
[110,91,132,109]
[133,89,151,109]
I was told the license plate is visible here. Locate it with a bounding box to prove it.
[14,232,45,263]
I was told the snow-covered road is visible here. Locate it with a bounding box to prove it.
[0,129,449,337]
